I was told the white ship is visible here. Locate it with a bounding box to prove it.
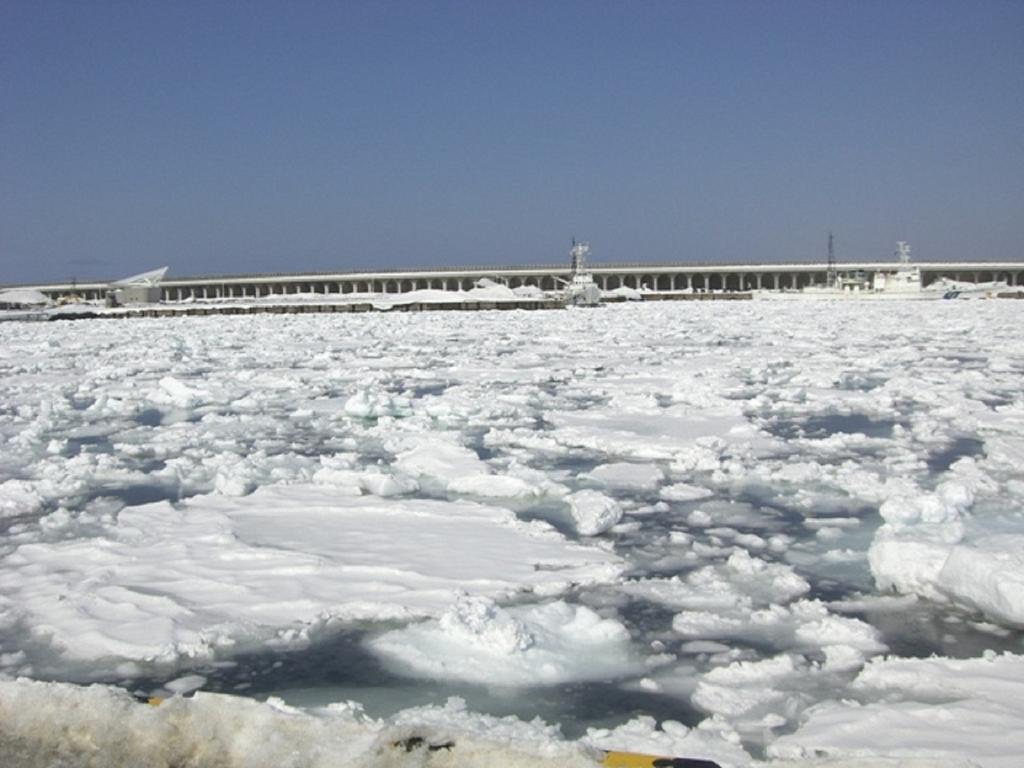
[765,241,1009,300]
[562,240,602,306]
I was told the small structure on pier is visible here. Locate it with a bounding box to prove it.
[106,267,168,306]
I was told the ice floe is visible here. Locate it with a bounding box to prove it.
[0,485,621,677]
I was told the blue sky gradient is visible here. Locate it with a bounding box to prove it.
[3,1,1022,282]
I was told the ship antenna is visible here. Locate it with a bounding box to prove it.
[826,232,836,288]
[896,241,911,265]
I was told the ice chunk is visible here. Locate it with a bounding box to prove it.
[582,462,664,492]
[152,376,207,409]
[447,474,539,499]
[659,482,714,502]
[165,673,207,694]
[564,490,623,536]
[672,599,884,656]
[0,478,43,518]
[770,652,1024,767]
[935,535,1024,627]
[394,441,488,486]
[870,477,1024,626]
[621,551,810,611]
[367,596,640,686]
[692,654,797,717]
[343,388,410,419]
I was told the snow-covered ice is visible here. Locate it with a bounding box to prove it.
[367,595,641,685]
[2,300,1023,766]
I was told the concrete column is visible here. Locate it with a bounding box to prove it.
[756,274,763,289]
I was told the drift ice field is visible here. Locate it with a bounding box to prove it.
[1,300,1023,767]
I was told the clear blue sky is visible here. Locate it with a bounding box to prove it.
[3,1,1022,283]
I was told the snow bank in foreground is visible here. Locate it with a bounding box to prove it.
[0,486,622,675]
[769,652,1024,768]
[366,595,641,685]
[0,679,600,768]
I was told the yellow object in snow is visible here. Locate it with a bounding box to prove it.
[601,752,665,767]
[600,751,721,768]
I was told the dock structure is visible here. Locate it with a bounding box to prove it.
[4,260,1023,304]
[36,291,756,322]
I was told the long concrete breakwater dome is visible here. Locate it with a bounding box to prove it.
[6,260,1024,303]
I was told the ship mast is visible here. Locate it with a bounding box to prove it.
[895,241,911,266]
[569,239,590,276]
[826,232,837,288]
